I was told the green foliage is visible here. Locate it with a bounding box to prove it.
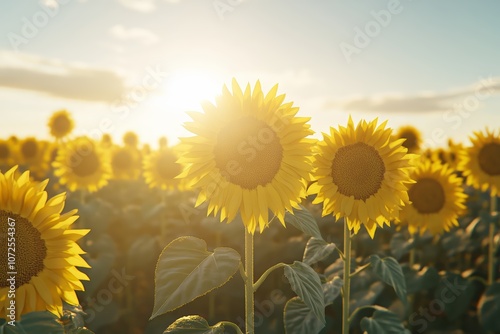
[478,282,500,331]
[284,205,322,239]
[283,297,325,334]
[302,237,336,265]
[0,310,94,334]
[163,316,225,334]
[433,273,475,322]
[389,233,415,260]
[284,261,326,324]
[151,236,241,319]
[359,307,407,334]
[369,255,408,307]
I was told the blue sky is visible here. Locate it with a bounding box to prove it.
[1,0,499,148]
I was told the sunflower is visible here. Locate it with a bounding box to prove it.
[459,128,500,195]
[123,131,139,147]
[110,145,141,180]
[143,147,183,190]
[0,166,90,318]
[0,139,16,169]
[18,138,49,178]
[53,137,111,192]
[400,160,467,235]
[101,133,113,148]
[47,110,74,139]
[178,79,314,234]
[432,148,448,166]
[395,125,422,153]
[309,117,415,238]
[446,139,463,171]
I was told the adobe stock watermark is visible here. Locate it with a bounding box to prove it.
[339,0,411,64]
[235,289,287,331]
[422,75,498,149]
[213,0,244,20]
[81,268,135,323]
[408,276,468,333]
[7,0,73,51]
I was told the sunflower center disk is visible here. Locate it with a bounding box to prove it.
[409,178,445,214]
[0,144,9,159]
[478,143,500,176]
[53,115,71,133]
[400,131,417,151]
[21,140,38,159]
[157,152,182,179]
[0,211,47,288]
[331,142,385,200]
[113,151,132,170]
[71,151,100,177]
[214,116,283,189]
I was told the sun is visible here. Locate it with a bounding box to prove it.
[144,69,222,145]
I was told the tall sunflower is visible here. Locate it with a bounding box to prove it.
[110,145,141,180]
[395,125,422,153]
[48,110,74,139]
[143,147,183,190]
[0,166,90,318]
[0,139,16,169]
[53,137,111,192]
[459,128,500,195]
[123,131,139,148]
[309,117,415,238]
[178,79,314,234]
[400,160,467,235]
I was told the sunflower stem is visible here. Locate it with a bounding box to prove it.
[488,192,497,285]
[253,262,287,292]
[342,220,352,334]
[244,230,255,334]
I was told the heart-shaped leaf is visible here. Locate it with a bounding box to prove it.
[284,297,325,334]
[151,237,241,319]
[285,205,322,239]
[303,237,336,265]
[164,316,225,334]
[323,277,343,305]
[360,307,406,334]
[284,261,325,324]
[370,255,407,307]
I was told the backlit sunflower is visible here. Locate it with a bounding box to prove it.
[0,166,90,318]
[123,131,139,147]
[143,147,183,190]
[395,125,422,153]
[48,110,74,139]
[0,139,16,169]
[432,148,448,166]
[18,138,48,178]
[446,139,463,171]
[400,160,467,235]
[110,145,141,180]
[459,128,500,195]
[53,137,111,192]
[178,79,315,234]
[309,117,415,238]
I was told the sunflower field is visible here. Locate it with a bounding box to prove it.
[0,81,499,334]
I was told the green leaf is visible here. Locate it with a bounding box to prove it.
[323,277,343,305]
[164,316,225,334]
[389,233,415,261]
[360,308,406,334]
[350,281,384,313]
[284,297,325,334]
[303,237,336,265]
[0,311,64,333]
[433,273,475,322]
[284,261,325,324]
[478,282,500,331]
[284,205,322,239]
[403,265,439,294]
[151,237,241,319]
[370,255,407,307]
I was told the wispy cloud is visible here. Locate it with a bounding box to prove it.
[109,25,159,45]
[116,0,180,12]
[0,51,126,102]
[325,77,500,113]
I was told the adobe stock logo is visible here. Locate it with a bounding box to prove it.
[409,276,468,333]
[339,0,411,64]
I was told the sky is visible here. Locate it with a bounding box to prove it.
[1,0,500,149]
